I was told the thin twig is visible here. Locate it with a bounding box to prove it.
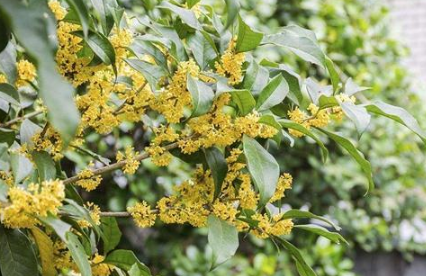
[58,211,131,217]
[63,141,180,185]
[0,110,43,127]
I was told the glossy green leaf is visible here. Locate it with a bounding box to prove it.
[236,16,263,53]
[281,209,340,230]
[224,0,240,29]
[0,42,17,84]
[256,74,289,111]
[66,232,92,276]
[276,237,317,276]
[243,60,269,96]
[365,101,426,143]
[227,89,256,116]
[64,0,89,37]
[130,39,167,68]
[325,56,340,93]
[0,83,19,106]
[32,150,56,181]
[294,224,348,245]
[204,147,228,200]
[101,217,122,254]
[0,15,10,52]
[0,128,14,145]
[187,75,214,117]
[0,225,38,276]
[125,58,167,91]
[262,25,325,68]
[188,31,218,70]
[85,32,116,71]
[278,119,328,162]
[208,215,239,268]
[243,135,279,204]
[38,215,71,241]
[318,129,374,193]
[105,249,151,275]
[160,2,200,30]
[341,102,371,136]
[90,0,117,35]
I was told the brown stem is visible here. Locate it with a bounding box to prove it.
[0,110,43,127]
[63,141,180,185]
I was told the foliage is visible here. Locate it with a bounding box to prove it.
[0,0,423,276]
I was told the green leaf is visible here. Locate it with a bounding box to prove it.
[0,0,80,145]
[207,215,239,268]
[85,31,116,72]
[101,217,122,254]
[160,2,200,30]
[280,209,340,230]
[278,119,328,162]
[262,25,325,68]
[256,74,289,111]
[0,15,10,52]
[318,129,374,193]
[31,227,57,276]
[104,249,151,275]
[20,119,42,145]
[318,95,338,109]
[66,232,92,276]
[32,150,56,181]
[125,58,167,91]
[187,75,215,117]
[186,0,201,8]
[243,60,269,96]
[187,31,218,70]
[365,101,426,143]
[224,0,240,29]
[344,77,369,96]
[130,39,167,68]
[235,16,263,53]
[90,0,117,35]
[0,225,38,276]
[276,237,317,276]
[0,42,17,84]
[64,0,90,37]
[294,224,348,245]
[0,128,14,145]
[226,89,255,116]
[325,57,340,93]
[340,102,371,136]
[10,142,33,183]
[204,147,228,200]
[243,135,279,204]
[0,83,19,106]
[38,215,71,241]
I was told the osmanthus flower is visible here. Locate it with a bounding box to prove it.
[76,162,102,192]
[127,201,157,228]
[15,59,36,87]
[116,146,141,174]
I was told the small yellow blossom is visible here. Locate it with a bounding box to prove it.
[16,60,36,87]
[48,0,67,20]
[76,162,102,191]
[91,254,114,276]
[127,201,157,228]
[0,74,7,83]
[78,202,101,228]
[212,201,238,223]
[270,173,292,203]
[116,146,140,174]
[215,38,245,85]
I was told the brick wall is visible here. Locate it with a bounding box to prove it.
[387,0,426,81]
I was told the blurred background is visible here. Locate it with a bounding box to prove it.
[71,0,426,275]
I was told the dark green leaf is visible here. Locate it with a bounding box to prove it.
[365,101,426,143]
[224,0,240,29]
[262,25,325,68]
[90,0,117,35]
[101,217,122,254]
[187,75,214,117]
[160,2,200,30]
[318,129,374,193]
[64,0,90,37]
[256,74,289,111]
[278,119,328,163]
[276,237,317,276]
[325,57,340,93]
[125,59,167,91]
[186,0,201,8]
[0,15,10,52]
[0,42,17,84]
[243,135,279,204]
[208,215,239,268]
[294,224,348,244]
[281,209,340,230]
[235,16,263,53]
[226,89,255,116]
[0,128,14,145]
[105,250,151,275]
[66,232,92,276]
[0,83,19,106]
[0,225,38,276]
[187,31,218,70]
[32,150,56,181]
[204,147,227,200]
[341,102,371,136]
[85,32,116,72]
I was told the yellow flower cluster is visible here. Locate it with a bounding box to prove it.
[151,59,200,123]
[333,94,357,121]
[127,201,157,228]
[250,213,294,239]
[76,163,102,192]
[270,173,292,203]
[78,202,101,228]
[31,126,64,161]
[48,0,66,20]
[0,74,7,83]
[91,254,114,276]
[1,180,65,228]
[179,94,277,154]
[15,59,36,87]
[215,38,245,85]
[116,146,140,174]
[53,240,74,271]
[145,125,179,167]
[0,171,14,186]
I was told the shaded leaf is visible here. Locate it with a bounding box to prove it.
[32,150,56,181]
[341,102,371,136]
[64,0,89,37]
[204,147,227,200]
[294,224,348,245]
[276,237,317,276]
[101,217,122,254]
[187,75,214,117]
[105,249,151,275]
[66,232,92,276]
[256,74,289,111]
[125,59,167,91]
